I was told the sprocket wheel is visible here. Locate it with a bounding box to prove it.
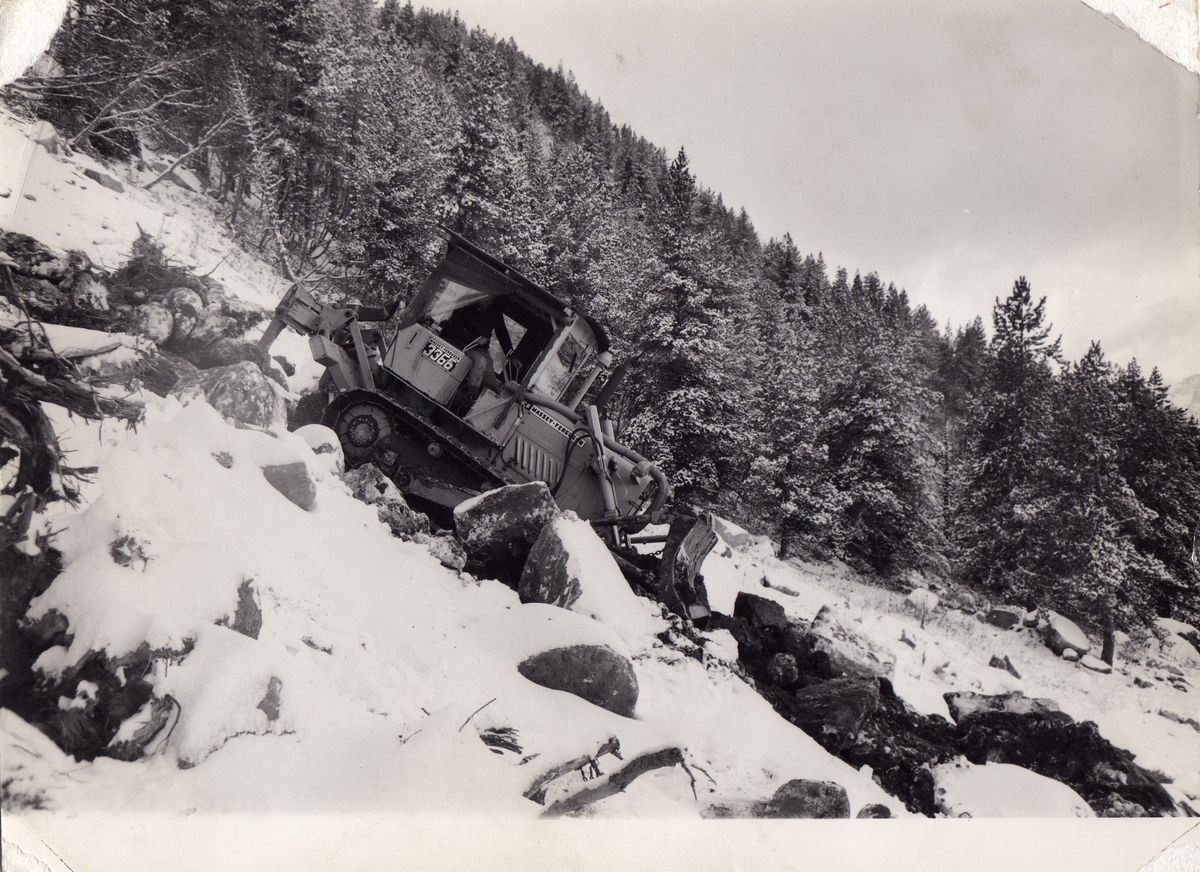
[332,400,394,466]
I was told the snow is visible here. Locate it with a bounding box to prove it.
[4,392,903,820]
[932,760,1095,818]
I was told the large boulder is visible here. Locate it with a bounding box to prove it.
[904,588,939,618]
[789,676,881,743]
[517,513,651,637]
[172,361,286,431]
[453,482,560,577]
[1043,611,1090,657]
[517,644,638,717]
[808,605,895,680]
[711,515,753,548]
[343,464,429,538]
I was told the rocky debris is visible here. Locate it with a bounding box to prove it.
[856,803,893,818]
[733,591,788,630]
[939,587,978,614]
[453,482,559,581]
[412,531,467,571]
[1043,611,1090,657]
[106,696,175,761]
[1022,609,1039,628]
[954,706,1175,817]
[82,167,125,193]
[759,779,851,818]
[988,654,1021,679]
[131,302,173,345]
[983,606,1023,630]
[343,464,429,538]
[790,676,881,744]
[218,579,262,640]
[295,424,344,475]
[1079,654,1112,674]
[1062,648,1080,662]
[257,676,283,722]
[767,652,799,687]
[173,361,286,431]
[944,691,1062,724]
[260,462,316,511]
[516,644,638,717]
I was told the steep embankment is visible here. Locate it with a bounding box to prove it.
[1,108,1197,832]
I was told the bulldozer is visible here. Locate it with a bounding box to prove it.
[257,230,717,621]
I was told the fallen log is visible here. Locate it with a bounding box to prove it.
[541,746,688,817]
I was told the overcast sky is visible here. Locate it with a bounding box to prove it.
[432,0,1199,382]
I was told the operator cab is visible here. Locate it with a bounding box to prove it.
[382,231,611,440]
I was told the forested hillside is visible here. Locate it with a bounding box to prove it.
[7,0,1200,637]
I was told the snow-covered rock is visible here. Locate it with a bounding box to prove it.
[518,513,660,642]
[789,676,880,742]
[733,591,788,629]
[932,760,1095,817]
[342,463,428,538]
[517,644,639,717]
[711,514,753,548]
[295,424,344,475]
[453,481,559,572]
[172,360,286,431]
[1079,654,1112,674]
[943,691,1060,724]
[1044,611,1090,657]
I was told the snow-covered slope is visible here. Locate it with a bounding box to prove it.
[3,393,902,818]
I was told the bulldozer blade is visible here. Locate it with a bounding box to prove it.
[656,512,718,622]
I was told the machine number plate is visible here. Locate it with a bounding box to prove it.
[421,338,462,371]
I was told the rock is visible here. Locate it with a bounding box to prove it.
[768,652,799,687]
[82,167,125,193]
[172,360,286,431]
[1043,611,1090,657]
[790,676,881,742]
[711,514,753,548]
[261,462,317,511]
[733,592,788,630]
[219,579,262,640]
[517,644,638,717]
[943,691,1062,724]
[295,424,344,475]
[343,464,429,538]
[257,676,283,722]
[518,517,587,610]
[1022,609,1039,628]
[453,482,559,576]
[983,606,1023,630]
[412,531,467,571]
[954,707,1176,817]
[988,654,1021,679]
[185,336,258,369]
[165,287,206,340]
[1079,654,1112,674]
[856,803,893,818]
[905,588,939,617]
[131,302,174,346]
[105,696,175,761]
[941,588,977,613]
[136,348,199,396]
[1133,676,1153,688]
[808,605,894,680]
[756,779,851,819]
[1062,648,1080,662]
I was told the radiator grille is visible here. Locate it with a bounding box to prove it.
[514,435,560,485]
